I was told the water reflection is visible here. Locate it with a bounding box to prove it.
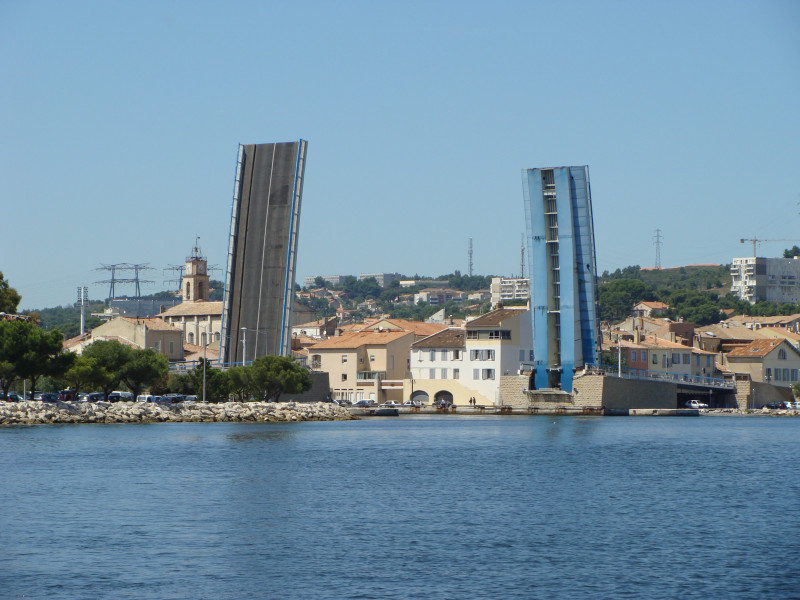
[226,429,293,443]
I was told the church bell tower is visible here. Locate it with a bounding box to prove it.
[182,239,210,302]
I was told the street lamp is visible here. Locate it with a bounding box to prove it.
[241,327,269,365]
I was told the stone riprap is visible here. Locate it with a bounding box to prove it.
[0,401,355,425]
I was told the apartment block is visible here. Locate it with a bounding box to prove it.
[490,277,530,305]
[730,256,800,304]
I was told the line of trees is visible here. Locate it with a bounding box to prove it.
[0,320,313,403]
[153,355,312,402]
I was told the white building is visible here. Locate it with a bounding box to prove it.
[407,307,533,406]
[490,277,530,305]
[731,256,800,304]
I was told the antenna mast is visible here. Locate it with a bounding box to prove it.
[653,229,663,269]
[520,233,526,278]
[468,238,474,277]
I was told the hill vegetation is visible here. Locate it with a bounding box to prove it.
[598,263,800,325]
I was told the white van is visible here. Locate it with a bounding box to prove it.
[108,391,134,402]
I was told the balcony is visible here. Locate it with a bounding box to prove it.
[357,371,386,381]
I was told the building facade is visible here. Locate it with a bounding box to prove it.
[490,277,530,305]
[408,307,533,406]
[307,330,414,404]
[730,256,800,304]
[522,166,599,392]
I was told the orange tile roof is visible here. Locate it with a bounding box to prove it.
[308,330,412,350]
[121,317,182,331]
[467,307,527,327]
[363,319,446,337]
[726,339,793,358]
[159,301,224,317]
[412,328,466,349]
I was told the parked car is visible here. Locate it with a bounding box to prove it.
[381,401,400,408]
[82,392,105,402]
[38,393,59,403]
[433,399,453,408]
[792,401,800,410]
[685,399,709,409]
[1,392,23,402]
[107,391,134,402]
[763,402,781,410]
[779,401,794,410]
[353,400,371,407]
[402,400,421,407]
[163,394,185,403]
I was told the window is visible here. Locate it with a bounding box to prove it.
[470,349,495,361]
[776,369,782,381]
[683,354,690,365]
[154,340,160,352]
[696,356,700,366]
[453,369,460,379]
[520,349,525,362]
[188,332,194,344]
[779,348,787,360]
[766,368,772,380]
[441,350,448,361]
[441,368,448,379]
[169,341,174,354]
[792,369,798,382]
[370,354,375,362]
[784,368,790,381]
[453,349,461,360]
[706,356,712,367]
[489,330,511,340]
[473,369,480,380]
[341,374,347,381]
[672,353,680,365]
[529,350,534,361]
[466,331,479,340]
[631,350,637,362]
[342,355,348,363]
[482,369,495,380]
[652,354,658,365]
[389,356,394,369]
[430,350,436,361]
[429,368,436,379]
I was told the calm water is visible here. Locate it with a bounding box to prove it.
[1,415,799,599]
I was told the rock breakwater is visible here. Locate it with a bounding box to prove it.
[0,401,355,425]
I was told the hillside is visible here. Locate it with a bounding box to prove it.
[600,264,731,294]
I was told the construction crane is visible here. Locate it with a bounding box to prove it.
[739,237,800,258]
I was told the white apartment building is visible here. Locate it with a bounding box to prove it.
[731,256,800,304]
[490,277,530,305]
[407,307,533,406]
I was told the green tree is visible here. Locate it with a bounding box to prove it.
[784,246,800,259]
[249,355,311,402]
[122,348,169,399]
[7,321,70,396]
[598,279,656,322]
[81,340,132,400]
[186,358,230,402]
[227,366,253,402]
[63,354,99,399]
[0,272,21,314]
[313,276,328,289]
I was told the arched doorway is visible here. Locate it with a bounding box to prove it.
[411,390,429,405]
[434,391,454,406]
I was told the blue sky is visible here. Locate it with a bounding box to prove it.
[2,1,798,310]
